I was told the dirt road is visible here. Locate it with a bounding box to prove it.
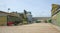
[0,23,60,33]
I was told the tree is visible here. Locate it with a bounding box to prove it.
[49,19,52,23]
[24,10,27,14]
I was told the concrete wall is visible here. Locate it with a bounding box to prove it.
[52,11,60,26]
[52,14,57,25]
[56,12,60,26]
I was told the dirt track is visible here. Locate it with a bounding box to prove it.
[0,23,60,33]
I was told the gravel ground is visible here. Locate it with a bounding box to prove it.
[0,23,60,33]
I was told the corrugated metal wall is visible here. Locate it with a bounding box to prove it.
[0,16,7,26]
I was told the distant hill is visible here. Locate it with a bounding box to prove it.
[33,17,51,20]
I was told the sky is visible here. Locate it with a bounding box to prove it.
[0,0,60,17]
